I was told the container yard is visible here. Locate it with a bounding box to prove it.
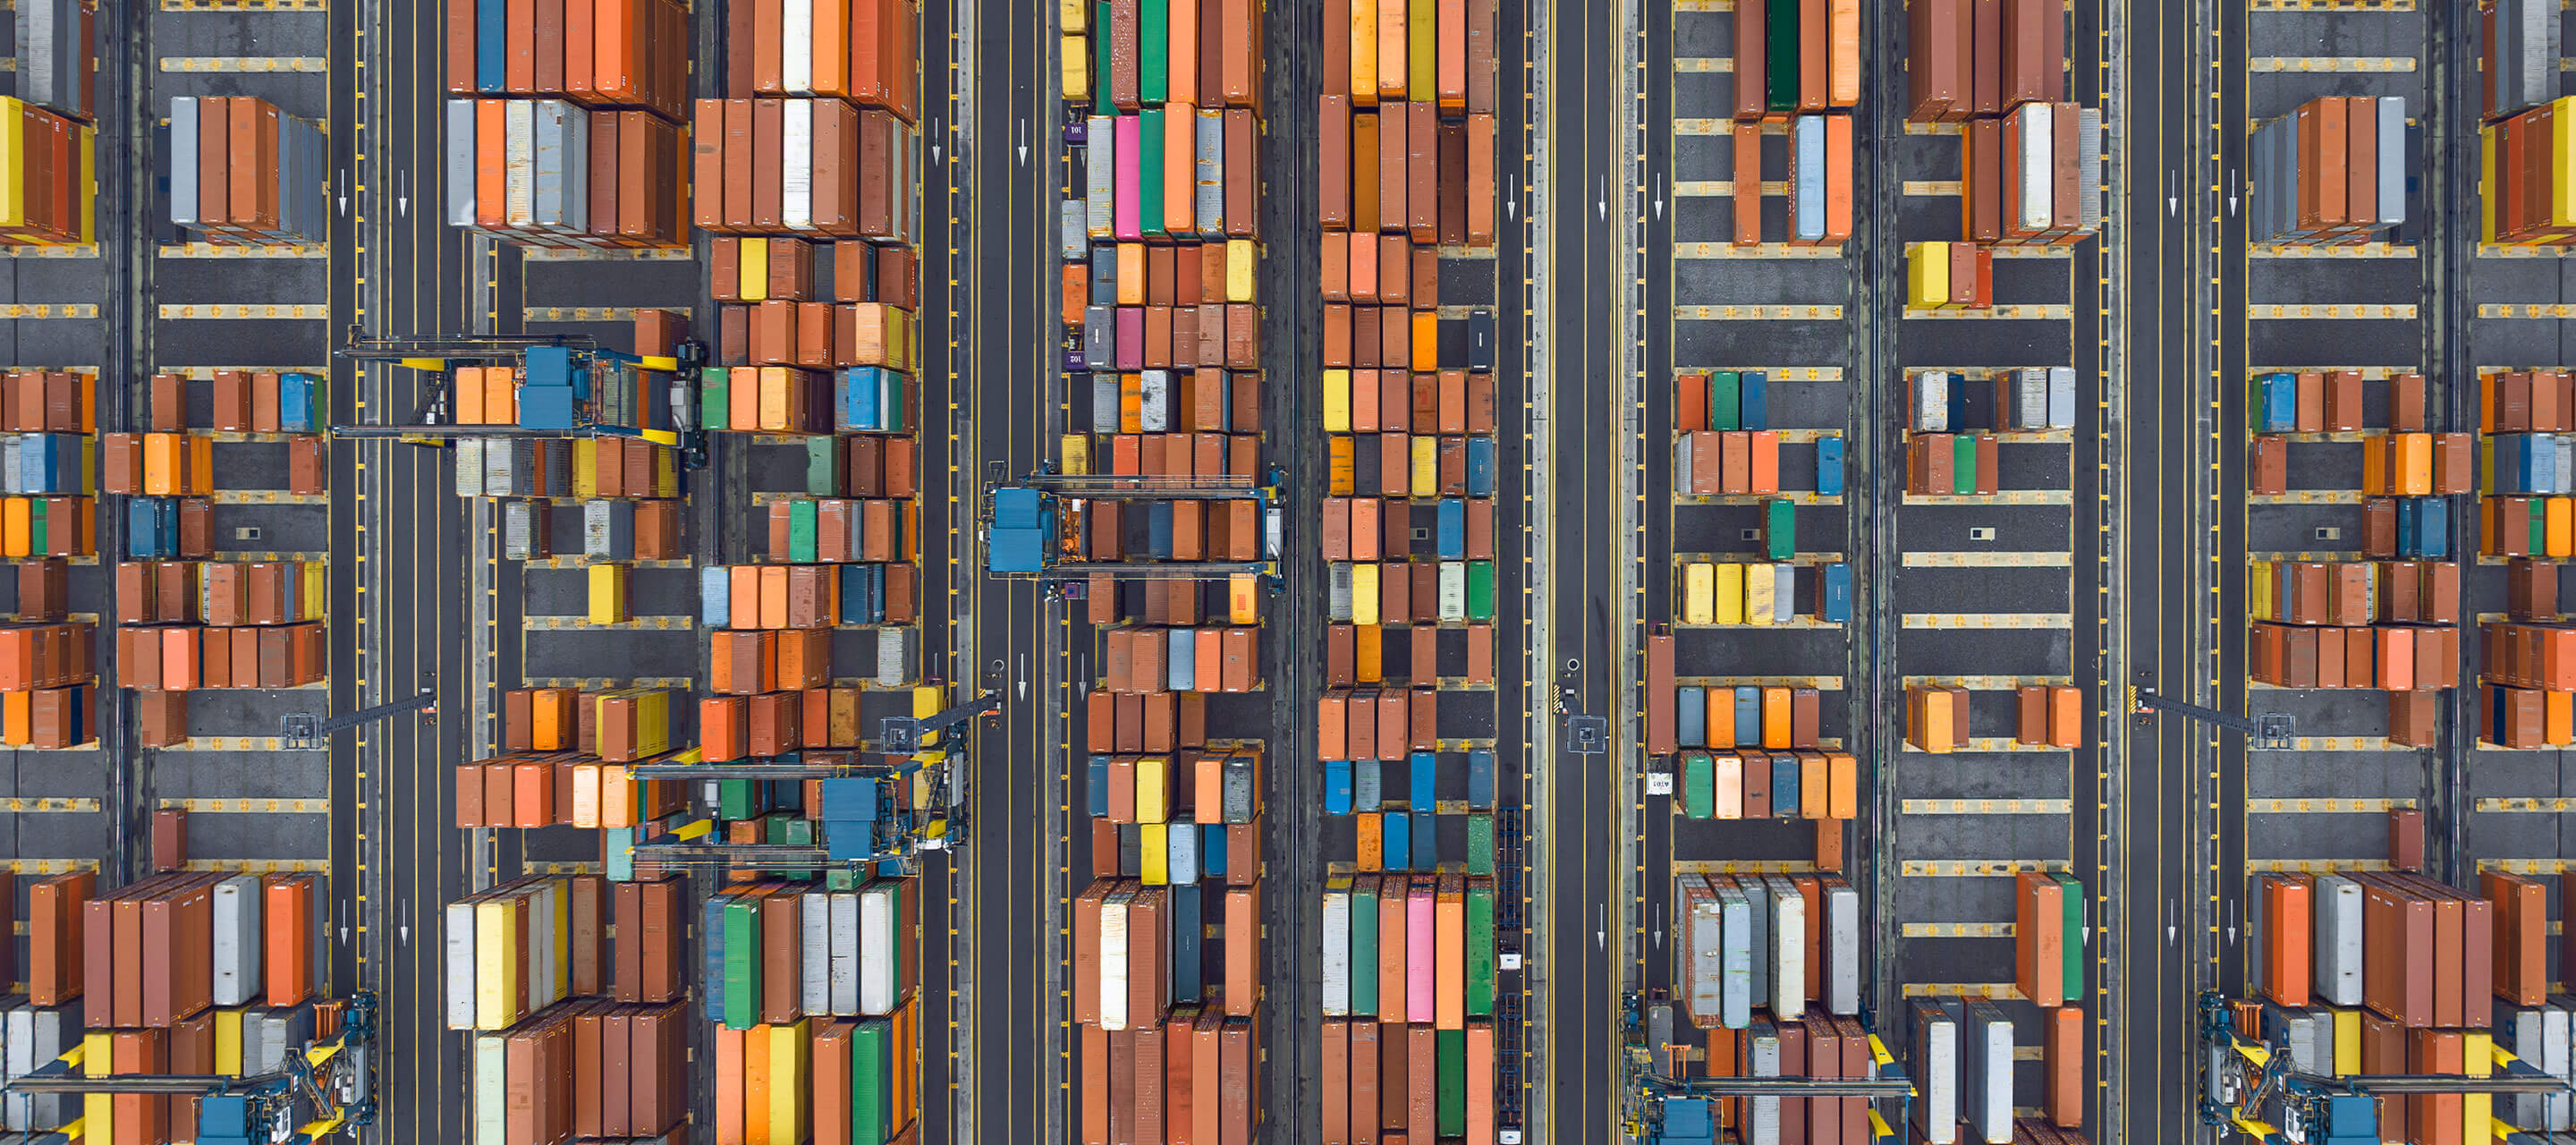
[0,0,2569,1137]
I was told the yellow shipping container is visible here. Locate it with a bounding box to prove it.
[2482,123,2500,244]
[1136,755,1170,823]
[739,237,769,301]
[1060,0,1086,33]
[1409,435,1436,496]
[1061,434,1092,475]
[572,437,598,500]
[2330,1007,2359,1075]
[1908,242,1949,310]
[215,1007,245,1075]
[474,896,518,1030]
[1352,562,1381,625]
[304,561,327,619]
[1408,0,1435,99]
[2247,560,2274,621]
[1681,561,1714,625]
[2463,1030,2493,1145]
[547,878,570,999]
[1063,35,1090,102]
[1743,563,1775,626]
[2555,98,2576,231]
[1714,563,1744,625]
[82,1030,112,1143]
[1229,574,1262,624]
[1140,822,1170,884]
[588,563,631,624]
[768,1020,810,1145]
[1225,239,1257,302]
[1350,0,1379,106]
[1323,369,1352,433]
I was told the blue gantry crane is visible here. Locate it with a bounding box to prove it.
[2198,989,2574,1143]
[5,992,374,1144]
[984,469,1282,580]
[330,331,709,468]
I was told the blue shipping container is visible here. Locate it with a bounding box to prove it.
[1169,885,1203,998]
[1409,751,1436,809]
[1466,748,1496,810]
[1740,371,1768,430]
[1355,760,1382,812]
[1815,435,1844,497]
[1771,756,1800,817]
[1819,563,1852,623]
[1383,811,1411,871]
[1200,824,1226,878]
[1325,759,1353,815]
[1411,811,1436,869]
[1466,437,1496,497]
[1089,757,1111,818]
[699,566,732,626]
[1676,685,1706,746]
[1733,688,1760,746]
[1436,499,1464,559]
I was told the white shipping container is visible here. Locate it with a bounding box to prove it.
[213,874,263,1007]
[2014,103,2054,233]
[1909,1000,1959,1144]
[1168,821,1199,884]
[1328,564,1354,622]
[2078,107,2104,233]
[1438,561,1466,623]
[1769,877,1804,1017]
[2545,1003,2572,1130]
[1825,880,1860,1014]
[1770,564,1795,624]
[1746,1021,1782,1141]
[2048,366,2077,429]
[782,0,812,91]
[1167,627,1195,691]
[1092,374,1120,435]
[445,900,477,1030]
[1140,369,1170,431]
[1086,117,1116,237]
[1672,435,1693,495]
[784,99,815,232]
[445,99,479,227]
[1677,876,1722,1023]
[1099,891,1132,1030]
[2376,98,2403,229]
[1792,115,1825,244]
[454,437,486,497]
[800,892,832,1017]
[472,1032,508,1145]
[1195,110,1224,237]
[1322,883,1352,1016]
[829,892,861,1016]
[860,884,900,1015]
[1915,371,1949,432]
[4,1004,64,1131]
[877,627,909,687]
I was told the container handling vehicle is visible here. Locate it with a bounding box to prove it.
[5,991,376,1143]
[2196,988,2574,1142]
[981,465,1284,582]
[328,329,711,469]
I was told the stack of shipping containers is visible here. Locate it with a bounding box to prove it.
[1724,0,1857,248]
[2479,0,2575,249]
[0,370,98,747]
[1893,0,2100,1140]
[441,0,691,248]
[2479,371,2576,746]
[1314,0,1507,1137]
[165,97,329,247]
[0,0,95,249]
[105,374,332,747]
[1062,0,1271,1139]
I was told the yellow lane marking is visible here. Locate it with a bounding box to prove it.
[1672,860,1818,874]
[1677,304,1844,320]
[2251,304,2417,319]
[1902,860,2070,876]
[1900,674,2075,688]
[2248,859,2394,873]
[1905,305,2079,320]
[523,306,695,322]
[2249,56,2414,72]
[1898,737,2073,753]
[0,859,100,873]
[0,305,97,318]
[160,798,331,813]
[1901,799,2075,815]
[2247,798,2417,813]
[1674,242,1844,259]
[185,859,330,873]
[0,245,95,259]
[2252,242,2413,258]
[1901,983,2031,999]
[2480,859,2576,873]
[158,55,327,71]
[211,490,327,505]
[1900,922,2015,937]
[2250,490,2365,505]
[1673,57,1733,72]
[1902,490,2076,505]
[1674,365,1843,381]
[160,242,326,258]
[1902,552,2074,568]
[158,304,330,319]
[521,615,697,631]
[0,798,97,812]
[1902,181,1964,197]
[1678,674,1844,690]
[520,676,697,689]
[2480,303,2576,318]
[2476,798,2576,812]
[519,248,697,262]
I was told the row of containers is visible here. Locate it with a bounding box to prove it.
[2477,369,2576,747]
[1706,0,1859,249]
[2224,865,2576,1142]
[0,370,99,747]
[0,0,99,249]
[1317,874,1501,1140]
[1065,4,1275,1139]
[112,378,329,747]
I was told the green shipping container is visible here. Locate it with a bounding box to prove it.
[1139,107,1166,236]
[1708,370,1741,431]
[826,867,862,891]
[701,367,731,430]
[770,817,816,879]
[717,778,754,821]
[1467,560,1496,621]
[721,897,760,1030]
[1465,814,1495,877]
[1350,880,1380,1014]
[1408,0,1436,99]
[806,436,837,495]
[1764,0,1799,112]
[883,372,908,432]
[1763,500,1795,561]
[1465,883,1496,1017]
[2053,870,2085,999]
[852,1018,893,1144]
[1139,0,1168,105]
[1682,751,1714,818]
[1436,1028,1467,1135]
[1952,435,1977,496]
[788,498,818,562]
[1094,3,1115,114]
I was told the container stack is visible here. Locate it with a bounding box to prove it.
[1318,873,1499,1140]
[2484,0,2560,124]
[1721,0,1857,246]
[454,687,693,824]
[1906,0,2064,123]
[699,878,922,1141]
[1958,103,2106,248]
[167,98,328,246]
[447,874,698,1142]
[440,0,690,247]
[1906,368,2077,495]
[0,370,94,748]
[16,0,97,124]
[2481,94,2576,246]
[2250,97,2406,246]
[1675,561,1851,627]
[1070,868,1265,1140]
[2248,559,2462,693]
[36,870,342,1141]
[0,98,95,247]
[1904,242,1996,310]
[1663,873,1877,1141]
[1644,634,1850,861]
[2224,869,2576,1143]
[1671,374,1853,587]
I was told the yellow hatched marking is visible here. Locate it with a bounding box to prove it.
[159,798,331,813]
[1902,552,2074,568]
[1900,922,2015,938]
[158,55,326,72]
[158,304,329,319]
[2249,56,2415,72]
[1901,799,2075,815]
[1906,305,2079,321]
[1678,304,1845,320]
[1900,983,2031,999]
[1902,860,2070,877]
[521,615,698,631]
[2248,798,2417,813]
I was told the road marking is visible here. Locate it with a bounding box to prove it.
[518,248,697,262]
[1902,180,1965,197]
[1900,674,2076,688]
[2244,798,2415,814]
[2249,490,2366,505]
[1677,674,1844,690]
[183,858,331,873]
[2477,798,2576,813]
[159,0,325,8]
[517,676,698,690]
[0,798,98,812]
[2479,859,2576,874]
[2476,243,2576,259]
[2249,859,2394,873]
[157,303,330,319]
[2480,303,2576,318]
[1672,56,1733,72]
[1901,799,2074,815]
[1900,921,2016,937]
[1902,490,2076,505]
[209,490,328,505]
[159,242,326,259]
[1674,365,1843,381]
[2249,56,2414,72]
[0,244,96,259]
[2251,242,2414,259]
[159,798,332,813]
[522,306,695,322]
[1673,242,1843,259]
[1904,304,2078,320]
[1902,859,2070,877]
[2250,303,2418,319]
[155,364,334,377]
[0,859,100,873]
[1675,304,1844,320]
[0,304,97,318]
[162,734,320,751]
[1901,982,2031,999]
[158,55,326,71]
[2248,0,2411,9]
[1900,737,2074,753]
[1671,859,1818,875]
[1902,551,2074,568]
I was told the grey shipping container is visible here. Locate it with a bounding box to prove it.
[170,98,201,227]
[1792,115,1825,243]
[2312,873,2361,1007]
[584,498,635,561]
[213,874,264,1007]
[447,99,479,226]
[3,1004,66,1130]
[1907,998,1957,1144]
[1963,999,2012,1144]
[2047,366,2076,429]
[1824,878,1860,1014]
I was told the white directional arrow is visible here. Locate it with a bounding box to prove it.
[1505,174,1517,221]
[2167,170,2178,217]
[338,900,350,945]
[2166,897,2178,947]
[337,168,348,217]
[1595,903,1606,951]
[1653,174,1665,220]
[1597,176,1606,221]
[2226,169,2239,218]
[399,900,410,946]
[1652,904,1664,948]
[932,120,943,164]
[2226,899,2238,945]
[397,171,409,217]
[1017,117,1028,166]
